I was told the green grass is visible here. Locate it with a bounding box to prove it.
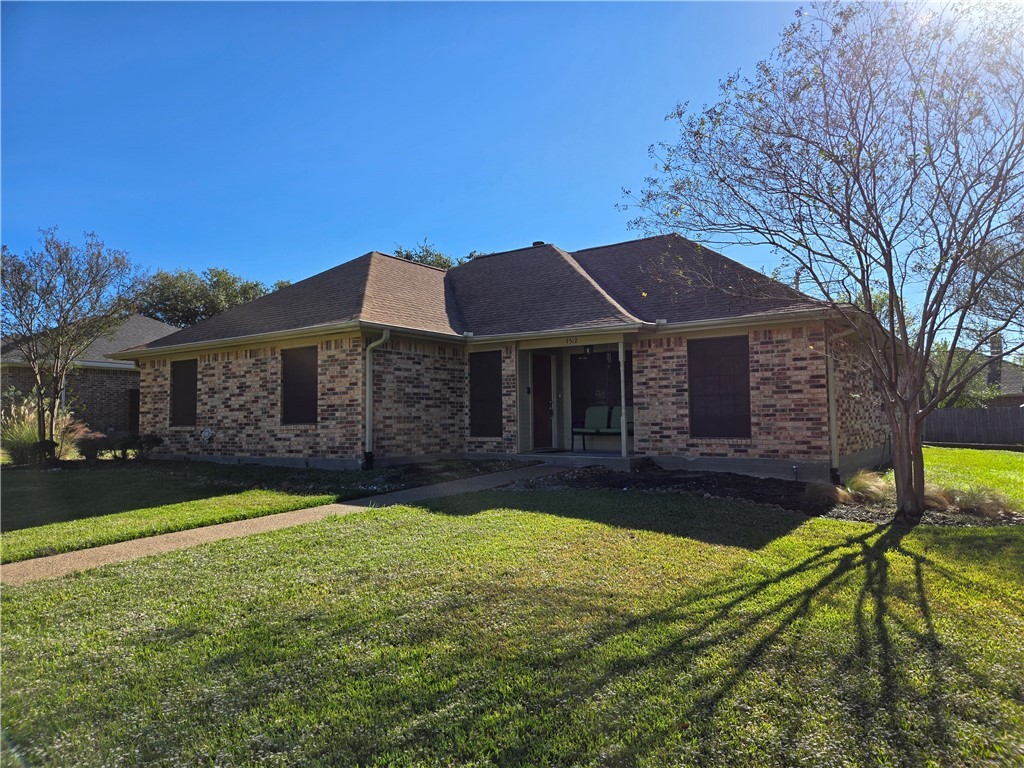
[923,445,1024,507]
[2,490,1022,767]
[0,459,521,563]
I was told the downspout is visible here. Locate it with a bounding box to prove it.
[363,328,391,469]
[825,325,840,484]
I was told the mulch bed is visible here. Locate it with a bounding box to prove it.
[512,462,1023,527]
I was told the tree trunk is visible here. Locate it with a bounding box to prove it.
[891,405,926,521]
[33,386,47,445]
[47,393,58,462]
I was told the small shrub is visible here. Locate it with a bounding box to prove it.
[53,407,90,460]
[137,434,164,459]
[950,487,1016,519]
[75,435,109,463]
[844,469,893,504]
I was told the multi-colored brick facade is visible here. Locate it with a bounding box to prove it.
[632,325,832,461]
[830,336,890,460]
[465,345,518,455]
[133,322,886,475]
[140,335,364,462]
[371,338,466,458]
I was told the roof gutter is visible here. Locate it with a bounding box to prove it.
[107,307,838,361]
[466,323,650,345]
[650,307,833,335]
[107,320,463,361]
[363,328,391,469]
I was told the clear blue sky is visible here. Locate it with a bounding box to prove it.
[2,1,799,286]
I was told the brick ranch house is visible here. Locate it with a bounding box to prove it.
[112,235,891,482]
[2,314,178,434]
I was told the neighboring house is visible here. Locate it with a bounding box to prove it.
[2,315,179,433]
[986,355,1024,408]
[112,235,890,482]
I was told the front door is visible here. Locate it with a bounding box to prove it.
[532,354,553,449]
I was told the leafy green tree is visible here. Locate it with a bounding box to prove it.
[138,268,288,327]
[925,342,1000,409]
[393,239,488,270]
[626,0,1024,518]
[1,228,141,452]
[393,239,459,270]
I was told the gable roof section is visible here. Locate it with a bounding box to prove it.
[134,253,461,352]
[570,234,820,324]
[445,244,639,335]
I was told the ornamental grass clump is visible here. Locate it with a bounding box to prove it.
[843,469,893,504]
[0,399,41,465]
[950,487,1018,520]
[0,397,88,463]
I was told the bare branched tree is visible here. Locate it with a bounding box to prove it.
[625,0,1024,518]
[2,228,141,456]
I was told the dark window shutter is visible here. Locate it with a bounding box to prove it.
[470,351,502,437]
[282,346,318,424]
[170,359,198,427]
[688,336,751,438]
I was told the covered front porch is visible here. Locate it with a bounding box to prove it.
[516,335,636,459]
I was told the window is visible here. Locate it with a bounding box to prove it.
[282,346,318,424]
[170,359,198,426]
[469,351,502,437]
[688,336,751,438]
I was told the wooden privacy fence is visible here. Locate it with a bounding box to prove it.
[923,407,1024,446]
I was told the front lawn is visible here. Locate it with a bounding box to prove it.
[0,459,522,563]
[2,490,1022,767]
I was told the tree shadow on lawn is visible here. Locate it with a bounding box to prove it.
[121,521,1021,766]
[421,488,809,551]
[0,464,239,531]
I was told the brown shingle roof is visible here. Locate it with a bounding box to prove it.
[124,236,823,354]
[2,314,177,367]
[135,253,461,351]
[445,244,638,336]
[571,234,819,324]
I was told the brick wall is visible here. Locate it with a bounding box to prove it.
[830,335,890,458]
[140,335,364,461]
[371,337,467,457]
[466,345,518,454]
[3,363,139,432]
[633,325,831,461]
[67,367,139,432]
[2,365,37,398]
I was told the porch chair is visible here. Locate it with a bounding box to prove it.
[600,406,634,436]
[572,406,610,451]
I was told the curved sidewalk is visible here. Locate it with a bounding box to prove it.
[1,464,562,586]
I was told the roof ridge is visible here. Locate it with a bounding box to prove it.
[372,250,451,273]
[450,241,551,265]
[572,232,681,254]
[357,252,378,320]
[552,245,643,325]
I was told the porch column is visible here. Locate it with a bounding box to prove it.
[618,340,627,458]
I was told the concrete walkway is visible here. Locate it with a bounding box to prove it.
[1,463,562,586]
